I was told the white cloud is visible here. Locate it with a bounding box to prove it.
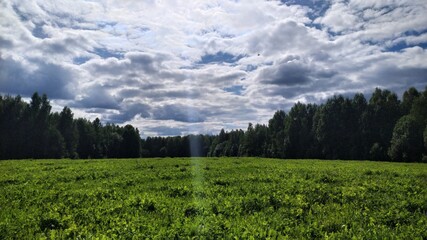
[1,0,426,136]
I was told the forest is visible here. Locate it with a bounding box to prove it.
[0,87,426,162]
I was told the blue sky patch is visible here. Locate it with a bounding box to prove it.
[92,48,124,59]
[223,85,244,95]
[97,21,117,29]
[245,65,257,72]
[281,0,330,20]
[73,56,91,65]
[385,29,427,52]
[198,52,244,64]
[32,24,49,39]
[385,41,427,52]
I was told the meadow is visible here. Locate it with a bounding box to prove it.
[0,158,426,239]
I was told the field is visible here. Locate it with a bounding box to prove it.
[0,158,426,239]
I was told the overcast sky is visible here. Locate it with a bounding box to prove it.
[1,0,426,137]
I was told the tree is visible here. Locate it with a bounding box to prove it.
[285,103,318,158]
[1,87,426,162]
[410,87,427,126]
[268,110,286,158]
[388,115,423,162]
[402,87,420,115]
[0,95,28,159]
[423,126,427,162]
[46,127,65,159]
[75,118,96,159]
[121,125,141,158]
[58,107,78,158]
[28,93,58,158]
[314,96,355,159]
[351,93,368,159]
[92,118,104,158]
[364,88,402,160]
[240,123,255,156]
[104,124,123,158]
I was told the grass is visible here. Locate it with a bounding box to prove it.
[0,158,426,239]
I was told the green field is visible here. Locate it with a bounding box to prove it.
[0,158,426,239]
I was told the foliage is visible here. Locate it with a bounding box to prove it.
[1,86,427,162]
[0,94,141,159]
[388,115,423,162]
[0,158,426,239]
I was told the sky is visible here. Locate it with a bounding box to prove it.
[1,0,427,137]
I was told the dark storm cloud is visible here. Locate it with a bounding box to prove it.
[84,51,169,77]
[198,51,244,64]
[362,64,427,95]
[115,85,203,102]
[28,35,96,66]
[84,57,128,76]
[141,89,202,100]
[146,126,185,137]
[0,36,13,48]
[260,61,312,85]
[72,86,120,109]
[0,56,75,99]
[376,66,427,84]
[152,104,206,123]
[117,89,144,99]
[258,57,337,86]
[127,52,160,74]
[43,39,75,55]
[108,103,151,123]
[257,74,350,100]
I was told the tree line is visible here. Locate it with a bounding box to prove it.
[202,87,427,162]
[1,87,426,162]
[0,93,141,159]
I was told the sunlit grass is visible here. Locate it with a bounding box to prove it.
[0,158,426,238]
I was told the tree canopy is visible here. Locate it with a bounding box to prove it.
[1,86,426,162]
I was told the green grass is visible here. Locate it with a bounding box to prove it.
[0,158,426,239]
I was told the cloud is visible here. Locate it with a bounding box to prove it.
[1,0,426,137]
[152,104,206,123]
[315,2,361,33]
[108,102,151,123]
[72,85,120,110]
[198,51,244,64]
[255,56,337,87]
[0,56,75,99]
[0,36,13,48]
[144,126,186,137]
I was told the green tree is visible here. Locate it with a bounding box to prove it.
[0,95,28,159]
[314,96,355,159]
[351,93,368,159]
[58,107,78,158]
[121,125,141,158]
[364,88,402,160]
[92,118,104,158]
[388,115,423,162]
[28,93,59,158]
[423,126,427,162]
[268,110,286,158]
[410,87,427,126]
[402,87,420,115]
[285,103,318,158]
[75,118,96,159]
